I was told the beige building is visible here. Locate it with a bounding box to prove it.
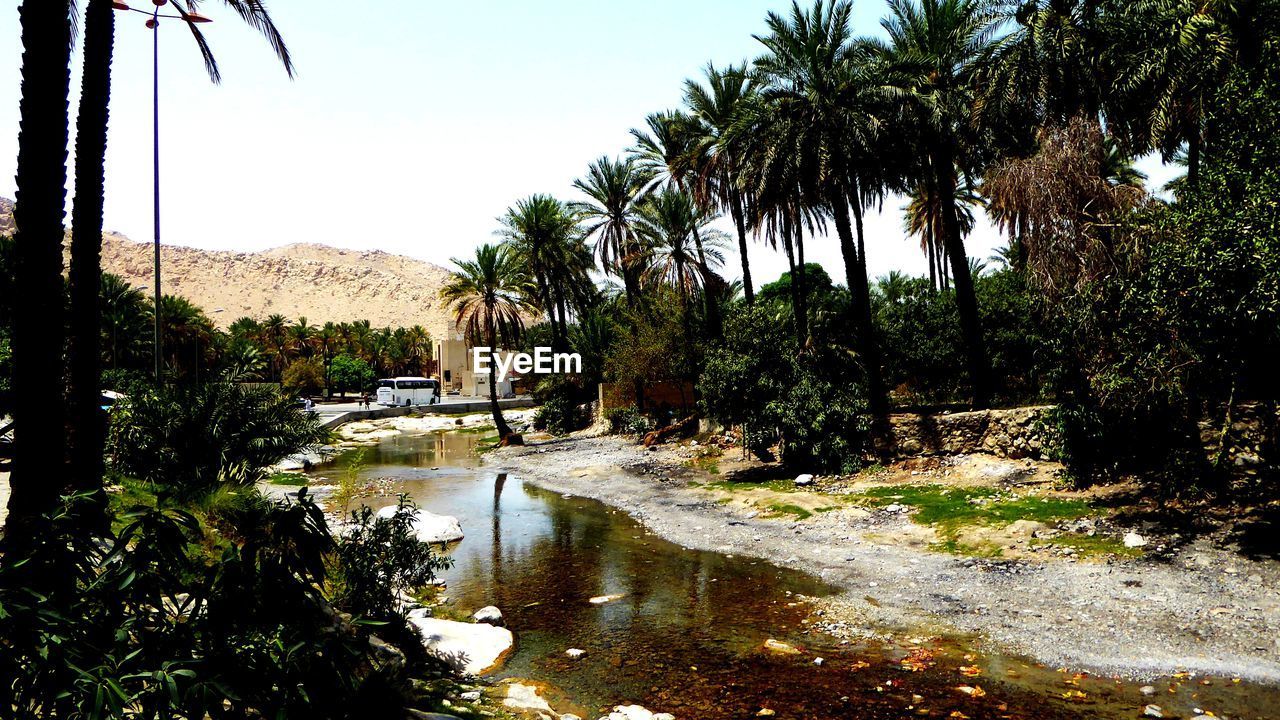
[435,328,517,398]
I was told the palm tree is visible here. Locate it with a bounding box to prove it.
[65,0,294,504]
[875,0,999,408]
[635,188,728,310]
[572,156,653,309]
[5,0,75,547]
[748,0,893,414]
[682,63,760,305]
[317,321,341,396]
[904,179,982,291]
[441,244,535,440]
[497,194,590,352]
[100,273,150,371]
[1106,0,1260,190]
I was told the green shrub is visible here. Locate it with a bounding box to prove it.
[605,406,649,435]
[108,379,329,497]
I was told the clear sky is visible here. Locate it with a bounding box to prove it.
[1,0,1175,288]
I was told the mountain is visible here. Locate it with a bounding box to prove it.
[0,197,461,338]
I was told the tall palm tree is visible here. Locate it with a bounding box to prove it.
[497,194,591,352]
[749,0,893,414]
[572,156,653,309]
[875,0,999,408]
[682,63,760,305]
[101,272,150,371]
[65,0,294,498]
[904,179,982,291]
[5,0,75,547]
[441,244,535,440]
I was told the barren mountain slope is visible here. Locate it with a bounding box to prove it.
[1,196,457,336]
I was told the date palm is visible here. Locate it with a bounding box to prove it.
[874,0,999,407]
[498,194,591,352]
[5,0,75,547]
[572,157,653,310]
[682,63,760,305]
[66,0,294,501]
[749,0,893,414]
[904,179,982,291]
[441,244,536,440]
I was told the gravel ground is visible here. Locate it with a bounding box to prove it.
[485,435,1280,685]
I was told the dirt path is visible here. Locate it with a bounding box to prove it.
[485,435,1280,685]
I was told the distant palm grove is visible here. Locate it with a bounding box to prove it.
[1,0,1278,717]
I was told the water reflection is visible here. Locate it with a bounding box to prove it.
[315,432,1277,720]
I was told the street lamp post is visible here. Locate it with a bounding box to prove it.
[113,0,210,381]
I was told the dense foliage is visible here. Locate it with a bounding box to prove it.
[107,379,329,496]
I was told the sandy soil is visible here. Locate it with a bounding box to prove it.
[484,435,1280,685]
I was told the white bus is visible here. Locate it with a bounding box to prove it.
[375,377,440,407]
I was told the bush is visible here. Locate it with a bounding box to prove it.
[330,495,452,621]
[108,379,329,496]
[329,353,376,396]
[605,406,649,435]
[700,304,870,472]
[283,358,326,396]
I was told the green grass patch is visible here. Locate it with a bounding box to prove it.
[456,425,497,435]
[860,484,1091,531]
[1030,533,1142,558]
[685,456,721,475]
[766,503,813,521]
[930,537,1006,558]
[267,472,308,486]
[708,477,799,493]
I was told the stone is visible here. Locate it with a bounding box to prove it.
[407,712,463,720]
[1139,686,1156,697]
[1124,532,1148,548]
[1143,704,1163,718]
[600,706,672,720]
[565,648,586,659]
[763,638,802,655]
[408,616,514,675]
[794,473,815,487]
[377,505,465,544]
[757,710,776,717]
[589,593,625,605]
[367,634,406,671]
[459,690,482,702]
[472,605,505,626]
[502,682,556,718]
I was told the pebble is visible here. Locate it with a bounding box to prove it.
[1140,685,1156,696]
[565,648,586,659]
[1143,704,1163,718]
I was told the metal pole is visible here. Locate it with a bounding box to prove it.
[151,11,162,382]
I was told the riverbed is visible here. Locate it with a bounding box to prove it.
[313,430,1280,719]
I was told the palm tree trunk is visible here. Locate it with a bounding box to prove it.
[691,226,721,338]
[730,190,754,305]
[5,0,74,551]
[487,317,512,439]
[68,0,115,501]
[933,144,990,408]
[833,194,888,418]
[780,222,805,345]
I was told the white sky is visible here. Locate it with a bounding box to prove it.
[0,0,1178,289]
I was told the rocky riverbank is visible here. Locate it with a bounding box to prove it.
[484,435,1280,686]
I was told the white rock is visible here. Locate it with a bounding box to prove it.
[565,648,587,659]
[589,593,625,605]
[1139,685,1156,696]
[472,606,504,625]
[1143,704,1163,718]
[794,473,815,487]
[408,616,513,675]
[813,657,824,666]
[377,506,464,544]
[1124,532,1148,548]
[459,690,482,702]
[503,682,555,716]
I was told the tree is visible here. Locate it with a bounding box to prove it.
[497,194,592,352]
[875,0,999,407]
[283,358,325,396]
[440,244,535,440]
[4,0,74,549]
[329,353,375,397]
[904,179,982,291]
[572,157,653,309]
[749,0,893,415]
[682,63,760,305]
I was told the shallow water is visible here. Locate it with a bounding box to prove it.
[316,432,1278,720]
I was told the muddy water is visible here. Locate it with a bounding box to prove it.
[317,432,1277,720]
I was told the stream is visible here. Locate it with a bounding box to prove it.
[313,431,1277,720]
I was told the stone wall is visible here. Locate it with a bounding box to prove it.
[887,405,1061,461]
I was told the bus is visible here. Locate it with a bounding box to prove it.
[375,377,440,407]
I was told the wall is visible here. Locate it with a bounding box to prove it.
[887,405,1061,461]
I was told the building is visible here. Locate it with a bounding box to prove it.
[435,327,517,398]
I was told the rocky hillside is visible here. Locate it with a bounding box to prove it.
[1,196,459,336]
